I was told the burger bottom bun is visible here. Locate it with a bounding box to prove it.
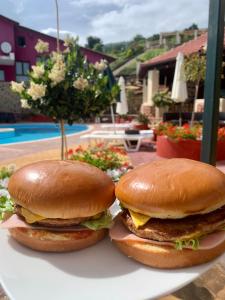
[114,239,225,269]
[9,228,106,252]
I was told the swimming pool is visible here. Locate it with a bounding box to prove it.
[0,123,89,145]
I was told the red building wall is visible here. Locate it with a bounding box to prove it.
[0,15,114,82]
[0,17,16,81]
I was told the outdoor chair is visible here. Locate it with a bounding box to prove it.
[80,130,153,152]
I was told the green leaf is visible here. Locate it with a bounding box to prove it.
[81,211,113,230]
[0,195,14,220]
[175,238,200,250]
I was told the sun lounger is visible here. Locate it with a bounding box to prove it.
[80,130,153,152]
[101,124,131,129]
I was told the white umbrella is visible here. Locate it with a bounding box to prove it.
[116,76,128,115]
[171,52,188,126]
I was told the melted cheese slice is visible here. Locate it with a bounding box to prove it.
[128,209,151,228]
[21,208,45,224]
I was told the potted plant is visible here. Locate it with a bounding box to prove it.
[152,89,173,119]
[11,38,119,160]
[132,113,150,130]
[155,123,225,161]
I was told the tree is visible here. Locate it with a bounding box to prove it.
[86,36,104,50]
[11,38,119,160]
[148,34,160,41]
[184,50,206,125]
[132,34,145,43]
[93,43,103,52]
[185,23,199,31]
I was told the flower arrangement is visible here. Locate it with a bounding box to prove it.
[0,165,15,220]
[132,113,150,130]
[67,143,132,181]
[155,123,202,141]
[11,37,119,159]
[155,123,225,141]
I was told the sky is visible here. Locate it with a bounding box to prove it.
[1,0,209,45]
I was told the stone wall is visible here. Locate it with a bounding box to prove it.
[127,90,142,114]
[0,82,22,113]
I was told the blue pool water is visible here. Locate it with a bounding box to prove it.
[0,123,88,145]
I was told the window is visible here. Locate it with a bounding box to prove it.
[0,70,5,81]
[17,36,26,47]
[16,61,30,82]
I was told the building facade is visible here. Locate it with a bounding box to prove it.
[0,15,115,116]
[0,15,114,83]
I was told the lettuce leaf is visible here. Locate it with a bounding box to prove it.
[175,238,200,250]
[0,195,14,220]
[81,212,112,230]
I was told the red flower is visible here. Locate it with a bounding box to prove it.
[96,142,104,148]
[123,162,130,167]
[67,149,74,155]
[183,123,190,129]
[75,145,83,153]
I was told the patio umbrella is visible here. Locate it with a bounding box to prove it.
[116,76,128,115]
[104,67,120,132]
[171,52,188,126]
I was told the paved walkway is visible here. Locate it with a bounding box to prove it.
[1,131,225,300]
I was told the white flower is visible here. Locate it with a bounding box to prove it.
[63,35,76,47]
[0,188,10,198]
[31,65,45,79]
[35,39,49,53]
[48,59,66,86]
[51,51,64,63]
[27,82,46,100]
[106,169,123,181]
[73,77,89,91]
[11,81,25,94]
[94,59,108,71]
[63,47,70,54]
[0,178,9,189]
[21,99,31,109]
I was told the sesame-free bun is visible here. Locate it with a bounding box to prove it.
[8,160,115,219]
[10,227,106,252]
[116,159,225,219]
[114,238,225,269]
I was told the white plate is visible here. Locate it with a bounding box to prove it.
[1,234,225,300]
[0,202,224,300]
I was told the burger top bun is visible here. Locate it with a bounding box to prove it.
[115,158,225,219]
[8,160,115,219]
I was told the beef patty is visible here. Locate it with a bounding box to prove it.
[121,205,225,242]
[15,205,91,227]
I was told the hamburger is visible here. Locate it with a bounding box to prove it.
[1,160,115,252]
[110,158,225,268]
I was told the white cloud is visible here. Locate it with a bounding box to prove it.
[3,0,209,46]
[89,0,208,43]
[8,0,27,14]
[41,28,85,45]
[70,0,137,7]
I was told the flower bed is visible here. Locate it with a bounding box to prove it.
[67,143,132,181]
[155,123,225,161]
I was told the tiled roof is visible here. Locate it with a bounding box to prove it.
[139,33,225,78]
